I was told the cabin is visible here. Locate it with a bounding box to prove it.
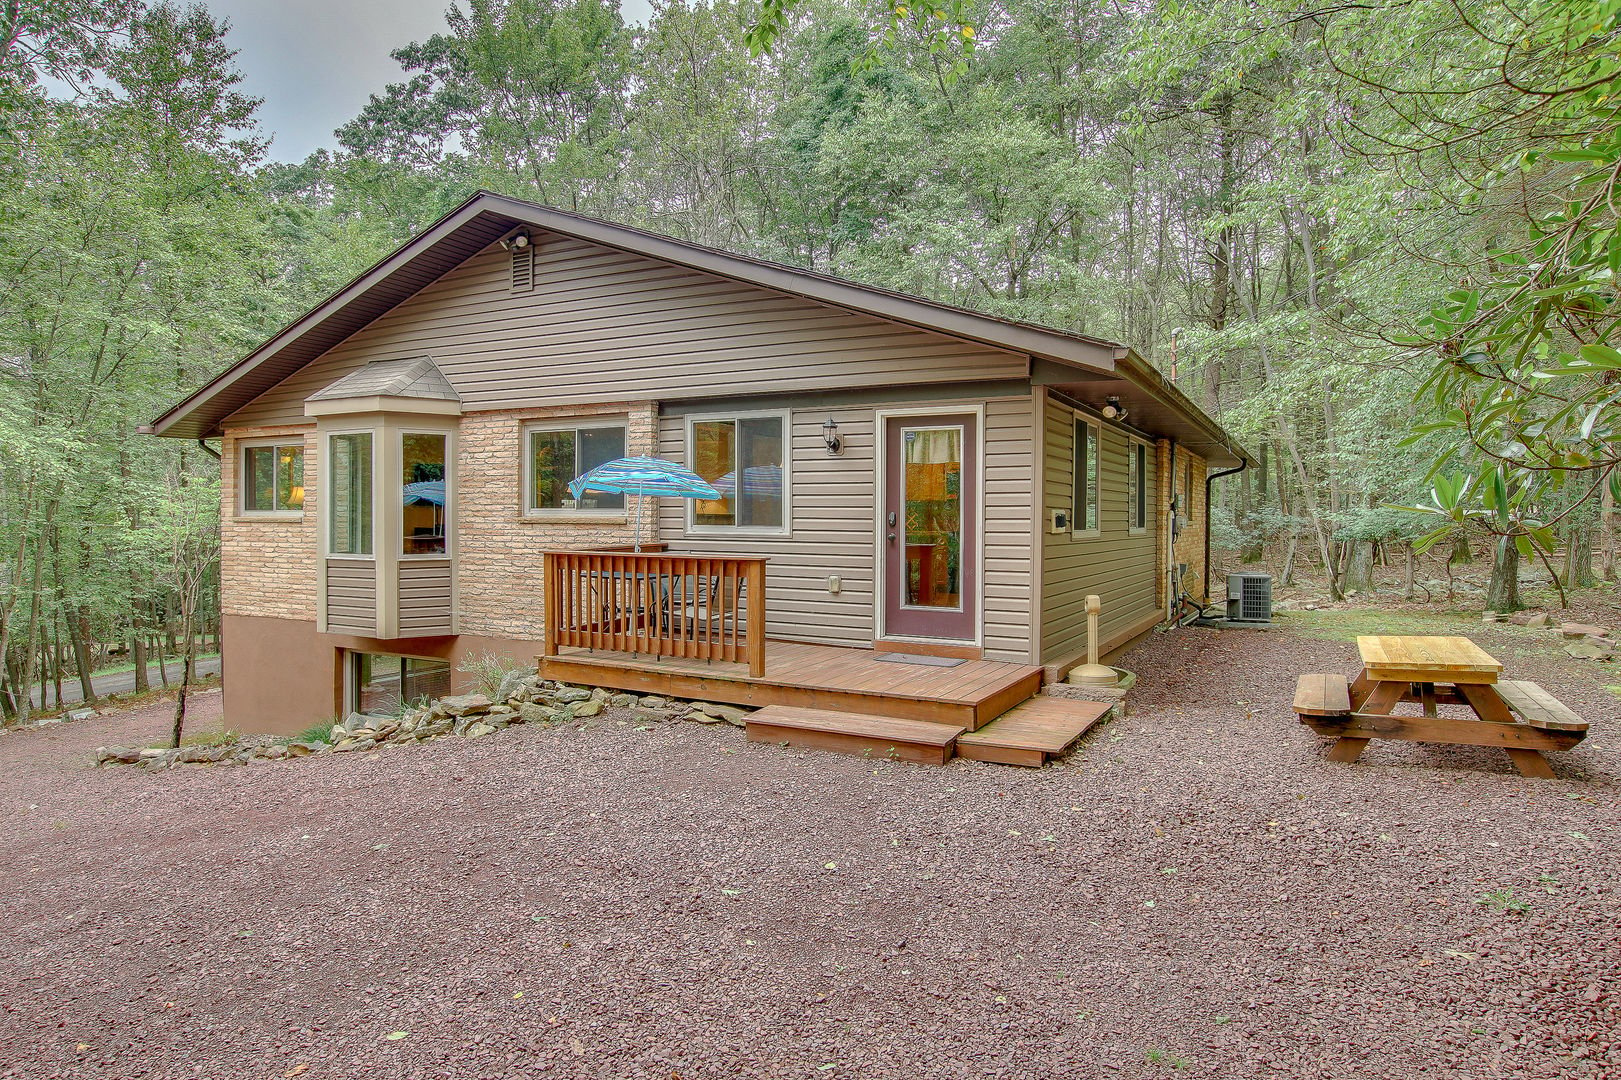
[152,192,1253,762]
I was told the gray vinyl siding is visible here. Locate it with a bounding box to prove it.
[655,395,1036,664]
[1041,397,1160,661]
[326,559,377,635]
[398,559,453,635]
[225,233,1026,429]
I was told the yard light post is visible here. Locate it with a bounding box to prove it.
[1070,593,1120,686]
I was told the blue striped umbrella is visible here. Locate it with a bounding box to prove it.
[569,456,721,551]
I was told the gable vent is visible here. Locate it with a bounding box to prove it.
[509,239,534,294]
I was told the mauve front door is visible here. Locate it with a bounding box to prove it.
[881,413,977,642]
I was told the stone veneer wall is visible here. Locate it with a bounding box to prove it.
[220,425,319,621]
[1173,446,1209,603]
[455,400,658,638]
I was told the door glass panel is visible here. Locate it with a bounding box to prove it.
[902,427,962,610]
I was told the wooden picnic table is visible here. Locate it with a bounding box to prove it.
[1293,635,1590,779]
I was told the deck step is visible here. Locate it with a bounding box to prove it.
[745,705,966,766]
[956,697,1112,767]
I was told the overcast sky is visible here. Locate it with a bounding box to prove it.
[211,0,655,164]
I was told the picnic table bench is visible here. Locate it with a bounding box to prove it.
[1292,635,1590,779]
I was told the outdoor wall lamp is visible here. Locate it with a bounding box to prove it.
[1101,395,1128,422]
[822,417,843,455]
[500,231,531,250]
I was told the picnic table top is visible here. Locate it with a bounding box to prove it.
[1356,635,1503,684]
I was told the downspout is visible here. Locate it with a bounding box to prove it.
[1203,457,1248,607]
[196,438,220,460]
[1165,437,1178,623]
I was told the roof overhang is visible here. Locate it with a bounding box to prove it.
[152,192,1130,440]
[1035,351,1256,470]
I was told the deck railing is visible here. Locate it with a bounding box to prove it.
[542,550,768,676]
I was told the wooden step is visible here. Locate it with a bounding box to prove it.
[956,696,1112,767]
[745,705,966,766]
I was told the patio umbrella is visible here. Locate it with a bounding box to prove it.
[568,456,721,551]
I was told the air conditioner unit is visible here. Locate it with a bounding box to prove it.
[1226,572,1273,623]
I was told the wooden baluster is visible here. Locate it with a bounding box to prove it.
[745,558,766,677]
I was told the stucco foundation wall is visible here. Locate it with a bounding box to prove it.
[220,426,318,622]
[454,401,658,638]
[222,613,548,735]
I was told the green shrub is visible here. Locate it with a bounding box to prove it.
[458,651,527,697]
[291,719,335,745]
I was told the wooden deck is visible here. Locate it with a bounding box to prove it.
[540,640,1043,731]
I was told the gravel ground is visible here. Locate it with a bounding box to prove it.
[0,620,1617,1080]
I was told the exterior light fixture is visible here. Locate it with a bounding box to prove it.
[1101,396,1127,422]
[822,417,843,455]
[501,231,531,250]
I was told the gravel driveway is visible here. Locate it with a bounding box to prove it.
[1,621,1616,1079]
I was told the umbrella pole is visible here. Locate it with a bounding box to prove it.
[634,483,644,553]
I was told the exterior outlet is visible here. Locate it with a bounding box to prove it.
[827,575,841,595]
[1049,508,1068,533]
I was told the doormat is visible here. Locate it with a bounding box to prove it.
[874,653,967,668]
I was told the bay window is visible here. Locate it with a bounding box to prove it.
[329,432,374,555]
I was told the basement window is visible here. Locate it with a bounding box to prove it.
[350,652,451,714]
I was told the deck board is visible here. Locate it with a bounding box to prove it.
[956,697,1111,766]
[541,641,1043,730]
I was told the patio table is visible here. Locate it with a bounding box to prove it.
[1292,635,1589,779]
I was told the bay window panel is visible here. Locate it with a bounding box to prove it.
[402,433,447,555]
[330,432,373,555]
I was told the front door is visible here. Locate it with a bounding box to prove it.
[881,413,978,642]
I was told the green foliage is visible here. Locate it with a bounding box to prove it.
[457,651,528,698]
[1475,888,1531,917]
[290,720,336,745]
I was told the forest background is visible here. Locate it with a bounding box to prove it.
[2,0,1616,718]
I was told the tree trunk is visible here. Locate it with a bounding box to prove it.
[1449,534,1472,565]
[1343,542,1376,594]
[1601,475,1617,581]
[70,608,96,706]
[131,631,149,694]
[1280,533,1298,587]
[1402,545,1416,600]
[154,636,169,689]
[170,610,196,750]
[1565,521,1596,589]
[1484,535,1522,613]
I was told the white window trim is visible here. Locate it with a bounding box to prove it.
[521,417,629,522]
[236,436,306,520]
[683,409,792,539]
[1070,411,1102,539]
[324,427,377,561]
[400,429,453,561]
[1127,437,1151,535]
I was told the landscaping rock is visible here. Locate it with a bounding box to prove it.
[464,722,496,738]
[572,700,604,718]
[639,696,670,708]
[66,708,97,723]
[632,707,677,723]
[286,741,324,757]
[1560,622,1611,639]
[261,745,289,760]
[137,747,168,760]
[689,701,750,726]
[495,668,537,704]
[1564,640,1614,661]
[1525,613,1552,628]
[553,687,593,705]
[95,746,141,766]
[608,693,636,707]
[331,738,362,753]
[686,709,727,724]
[436,694,493,717]
[518,703,555,725]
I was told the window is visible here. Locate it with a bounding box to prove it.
[351,652,451,714]
[1072,416,1099,535]
[1127,440,1149,533]
[688,413,787,532]
[402,432,447,555]
[329,432,373,555]
[526,422,626,514]
[241,442,304,513]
